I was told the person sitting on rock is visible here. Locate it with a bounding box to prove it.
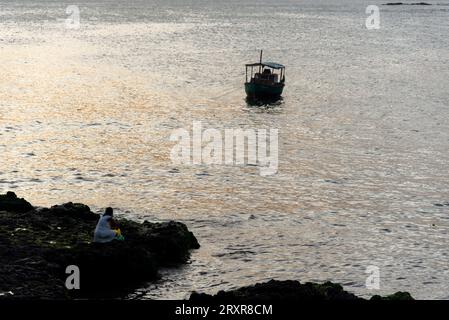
[93,207,124,243]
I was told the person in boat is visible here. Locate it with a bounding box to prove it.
[93,207,124,243]
[261,68,274,81]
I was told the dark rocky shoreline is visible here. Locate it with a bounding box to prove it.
[1,192,414,300]
[383,2,432,5]
[190,280,414,301]
[0,192,199,299]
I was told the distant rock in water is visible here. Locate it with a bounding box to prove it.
[383,2,432,5]
[0,192,200,299]
[190,280,414,301]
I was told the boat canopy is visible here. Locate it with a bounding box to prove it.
[245,62,285,69]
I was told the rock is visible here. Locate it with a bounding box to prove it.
[0,192,200,299]
[370,291,414,300]
[190,280,361,301]
[138,220,201,263]
[190,280,414,301]
[0,262,69,300]
[45,242,158,298]
[0,192,33,213]
[383,2,431,5]
[44,202,97,221]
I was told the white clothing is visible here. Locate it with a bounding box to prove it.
[93,215,116,243]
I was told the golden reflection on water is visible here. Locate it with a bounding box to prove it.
[1,1,449,300]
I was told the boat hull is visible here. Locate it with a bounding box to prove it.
[245,82,284,98]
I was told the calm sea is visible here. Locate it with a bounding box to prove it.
[1,0,449,299]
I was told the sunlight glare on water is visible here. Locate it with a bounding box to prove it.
[1,0,449,299]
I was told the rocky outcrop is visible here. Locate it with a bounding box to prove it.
[189,280,414,301]
[0,192,199,299]
[370,291,414,300]
[0,191,33,213]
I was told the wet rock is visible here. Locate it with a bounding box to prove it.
[46,242,158,298]
[190,280,361,301]
[43,202,97,221]
[371,291,414,300]
[383,2,431,5]
[0,192,33,213]
[190,280,414,301]
[0,192,200,299]
[138,220,201,263]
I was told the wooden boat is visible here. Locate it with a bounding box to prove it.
[245,50,285,99]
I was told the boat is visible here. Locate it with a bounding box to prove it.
[245,50,285,99]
